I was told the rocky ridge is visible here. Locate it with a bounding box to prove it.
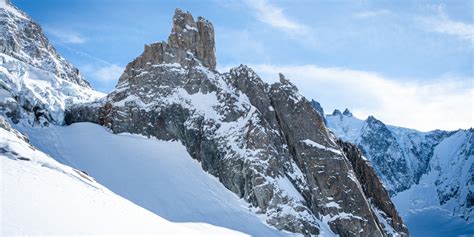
[66,9,408,236]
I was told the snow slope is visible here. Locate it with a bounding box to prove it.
[16,122,299,237]
[1,118,246,236]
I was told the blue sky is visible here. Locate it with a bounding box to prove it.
[12,0,473,131]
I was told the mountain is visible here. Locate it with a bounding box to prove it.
[0,0,102,125]
[325,108,473,225]
[65,9,408,236]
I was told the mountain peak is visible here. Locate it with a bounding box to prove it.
[168,8,216,70]
[332,109,342,116]
[343,108,353,117]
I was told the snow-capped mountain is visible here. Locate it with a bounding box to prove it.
[0,0,102,125]
[325,109,473,224]
[1,1,409,236]
[65,9,408,237]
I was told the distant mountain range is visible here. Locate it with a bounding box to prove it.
[315,102,473,225]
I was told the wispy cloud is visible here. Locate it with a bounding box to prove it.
[93,64,124,82]
[45,27,87,44]
[248,64,473,132]
[244,0,309,35]
[354,9,391,19]
[418,5,474,42]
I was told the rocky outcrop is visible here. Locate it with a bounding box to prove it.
[337,139,408,235]
[310,99,326,125]
[120,8,215,81]
[66,9,407,237]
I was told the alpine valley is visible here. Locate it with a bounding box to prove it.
[0,1,471,237]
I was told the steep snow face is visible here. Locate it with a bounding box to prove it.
[16,122,299,237]
[392,129,474,221]
[0,54,104,124]
[0,3,103,125]
[0,3,89,87]
[325,109,473,224]
[0,118,246,236]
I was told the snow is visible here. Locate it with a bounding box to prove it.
[185,24,198,31]
[301,139,342,155]
[392,130,473,218]
[324,202,341,209]
[327,111,474,236]
[0,54,104,123]
[326,113,365,142]
[401,208,474,237]
[0,0,27,20]
[370,203,400,237]
[16,122,299,237]
[0,122,247,236]
[275,176,305,202]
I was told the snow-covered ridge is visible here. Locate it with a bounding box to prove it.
[0,53,104,124]
[0,0,27,20]
[0,2,104,125]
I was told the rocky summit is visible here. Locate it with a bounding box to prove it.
[66,9,408,236]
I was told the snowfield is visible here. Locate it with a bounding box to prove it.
[15,122,299,237]
[1,121,247,236]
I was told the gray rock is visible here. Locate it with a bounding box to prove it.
[66,9,408,237]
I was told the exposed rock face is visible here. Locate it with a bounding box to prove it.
[337,139,407,235]
[310,99,326,125]
[120,8,215,81]
[66,9,407,237]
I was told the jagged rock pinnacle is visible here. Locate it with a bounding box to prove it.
[119,9,217,83]
[168,8,216,70]
[332,109,342,116]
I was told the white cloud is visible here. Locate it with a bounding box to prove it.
[244,0,309,35]
[418,5,474,42]
[93,64,124,82]
[354,9,391,19]
[46,27,87,44]
[248,64,473,132]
